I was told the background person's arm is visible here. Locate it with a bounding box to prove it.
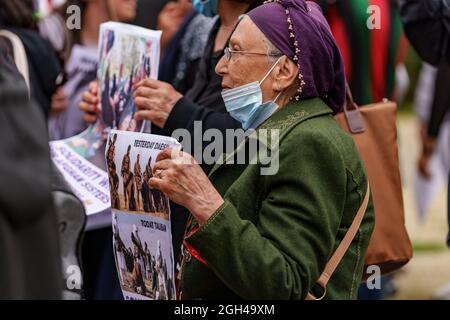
[164,96,242,134]
[164,97,244,173]
[427,63,450,138]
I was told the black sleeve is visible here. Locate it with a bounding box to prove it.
[427,63,450,138]
[132,0,170,29]
[176,57,201,94]
[164,97,242,173]
[165,97,242,134]
[399,0,450,65]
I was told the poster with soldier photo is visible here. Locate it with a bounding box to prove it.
[107,130,180,300]
[98,22,161,132]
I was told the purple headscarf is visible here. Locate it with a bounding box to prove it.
[247,0,345,113]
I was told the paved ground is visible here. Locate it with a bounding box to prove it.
[389,115,450,300]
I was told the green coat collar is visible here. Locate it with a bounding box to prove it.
[209,98,333,177]
[259,98,332,130]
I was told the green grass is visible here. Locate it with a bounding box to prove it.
[412,242,449,253]
[397,102,414,116]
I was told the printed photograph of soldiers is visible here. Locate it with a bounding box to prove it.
[112,214,176,300]
[106,133,170,220]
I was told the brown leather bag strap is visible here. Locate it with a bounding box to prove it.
[344,81,357,112]
[306,183,371,300]
[343,81,365,134]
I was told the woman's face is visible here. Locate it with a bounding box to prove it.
[109,0,137,22]
[215,16,280,102]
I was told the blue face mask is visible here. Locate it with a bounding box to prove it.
[222,57,284,130]
[192,0,218,18]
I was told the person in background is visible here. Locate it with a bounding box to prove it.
[418,68,450,303]
[46,0,137,141]
[133,0,170,29]
[80,0,265,270]
[417,64,450,181]
[0,38,62,300]
[158,0,216,94]
[400,0,450,300]
[157,0,192,55]
[0,0,61,118]
[417,66,450,297]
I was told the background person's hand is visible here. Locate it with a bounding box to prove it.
[50,88,68,114]
[133,79,183,128]
[418,153,432,179]
[418,135,437,179]
[150,148,224,226]
[79,81,100,124]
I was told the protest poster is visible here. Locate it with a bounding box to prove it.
[108,130,179,300]
[50,22,162,229]
[50,137,110,214]
[98,21,161,132]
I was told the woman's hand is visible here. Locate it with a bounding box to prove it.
[79,81,100,124]
[150,148,224,226]
[133,79,183,128]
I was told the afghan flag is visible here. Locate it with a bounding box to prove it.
[320,0,408,105]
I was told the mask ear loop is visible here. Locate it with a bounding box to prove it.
[273,90,283,103]
[262,57,285,106]
[269,90,284,115]
[259,56,284,86]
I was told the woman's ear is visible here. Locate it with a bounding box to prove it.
[272,56,298,92]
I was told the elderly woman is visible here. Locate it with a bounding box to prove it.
[148,0,374,300]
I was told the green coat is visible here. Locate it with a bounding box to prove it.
[180,98,375,300]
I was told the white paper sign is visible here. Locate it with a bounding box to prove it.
[98,22,161,131]
[50,138,110,216]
